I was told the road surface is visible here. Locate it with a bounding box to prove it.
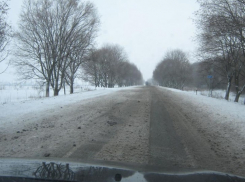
[0,86,244,176]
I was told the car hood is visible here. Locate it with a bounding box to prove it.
[0,158,245,182]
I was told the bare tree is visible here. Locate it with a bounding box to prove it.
[195,58,227,90]
[65,20,98,94]
[80,50,99,88]
[82,45,126,88]
[124,63,143,86]
[13,0,99,96]
[195,0,245,102]
[153,50,191,90]
[103,45,128,88]
[0,0,11,74]
[62,2,99,94]
[115,61,143,87]
[82,44,143,87]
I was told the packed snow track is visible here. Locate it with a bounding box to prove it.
[0,86,244,177]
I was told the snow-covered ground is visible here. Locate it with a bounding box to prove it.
[0,84,97,104]
[0,86,148,165]
[161,86,245,160]
[1,85,244,133]
[0,86,244,176]
[156,86,245,176]
[184,88,245,105]
[164,87,245,124]
[0,86,135,125]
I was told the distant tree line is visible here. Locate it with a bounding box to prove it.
[153,0,245,103]
[82,45,143,88]
[153,49,191,90]
[5,0,143,97]
[153,49,245,98]
[194,0,245,102]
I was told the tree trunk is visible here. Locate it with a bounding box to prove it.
[54,88,59,96]
[234,93,241,102]
[94,79,97,88]
[70,84,74,94]
[234,74,240,102]
[53,79,59,96]
[70,76,74,94]
[225,76,232,100]
[46,82,50,97]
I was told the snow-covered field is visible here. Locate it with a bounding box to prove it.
[183,88,245,105]
[0,84,96,104]
[203,90,245,103]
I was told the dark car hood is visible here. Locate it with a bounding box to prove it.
[0,158,244,182]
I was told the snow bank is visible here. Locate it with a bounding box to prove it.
[0,85,100,104]
[0,87,136,124]
[161,86,245,137]
[167,87,245,104]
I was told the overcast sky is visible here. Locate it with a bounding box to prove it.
[0,0,200,82]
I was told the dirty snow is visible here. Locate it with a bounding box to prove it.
[155,86,245,176]
[163,87,245,127]
[0,84,103,104]
[0,87,135,126]
[163,86,245,135]
[160,86,245,172]
[1,85,245,177]
[0,86,150,166]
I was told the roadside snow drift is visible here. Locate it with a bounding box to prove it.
[0,87,133,123]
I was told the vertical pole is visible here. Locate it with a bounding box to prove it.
[63,79,66,95]
[209,78,211,97]
[209,78,211,96]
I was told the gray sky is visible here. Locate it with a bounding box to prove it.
[0,0,199,82]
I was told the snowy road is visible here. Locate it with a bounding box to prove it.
[0,86,245,177]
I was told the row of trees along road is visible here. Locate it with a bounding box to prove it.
[11,0,143,96]
[13,0,99,97]
[82,45,143,88]
[195,0,245,102]
[153,49,191,90]
[0,0,11,74]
